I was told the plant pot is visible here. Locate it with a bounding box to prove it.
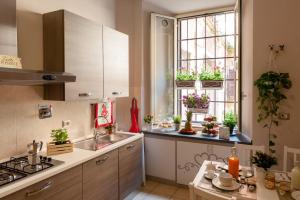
[176,80,196,88]
[47,140,73,156]
[144,123,152,131]
[188,107,208,114]
[201,80,223,89]
[174,123,181,131]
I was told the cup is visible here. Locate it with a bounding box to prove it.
[206,161,216,171]
[206,170,215,179]
[219,172,233,187]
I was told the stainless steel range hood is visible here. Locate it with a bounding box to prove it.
[0,0,76,85]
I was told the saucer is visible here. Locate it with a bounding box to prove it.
[212,177,240,191]
[292,191,300,200]
[204,172,217,180]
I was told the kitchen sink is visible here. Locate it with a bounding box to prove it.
[74,133,133,151]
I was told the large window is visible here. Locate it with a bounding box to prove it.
[177,11,239,123]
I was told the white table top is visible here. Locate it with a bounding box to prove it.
[191,160,280,200]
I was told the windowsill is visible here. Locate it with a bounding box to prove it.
[142,128,252,145]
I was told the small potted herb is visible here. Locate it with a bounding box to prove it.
[48,128,73,155]
[144,114,153,131]
[223,112,237,135]
[105,124,115,134]
[176,68,197,88]
[183,93,210,113]
[199,67,224,89]
[173,115,182,131]
[51,128,69,145]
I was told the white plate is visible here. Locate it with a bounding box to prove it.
[212,177,240,191]
[292,191,300,200]
[204,172,217,180]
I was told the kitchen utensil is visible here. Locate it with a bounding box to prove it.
[204,170,216,180]
[219,172,234,187]
[27,140,43,165]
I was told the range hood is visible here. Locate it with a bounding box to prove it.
[0,0,76,85]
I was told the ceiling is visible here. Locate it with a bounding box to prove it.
[144,0,236,14]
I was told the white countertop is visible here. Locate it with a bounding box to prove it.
[0,132,144,198]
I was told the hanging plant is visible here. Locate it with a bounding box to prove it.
[254,71,292,154]
[182,93,210,113]
[176,67,197,88]
[199,67,224,89]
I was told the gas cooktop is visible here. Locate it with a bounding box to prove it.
[0,156,64,187]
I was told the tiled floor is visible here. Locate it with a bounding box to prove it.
[131,180,189,200]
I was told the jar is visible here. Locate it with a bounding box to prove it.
[291,161,300,190]
[264,171,275,190]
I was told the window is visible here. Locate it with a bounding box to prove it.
[177,11,239,123]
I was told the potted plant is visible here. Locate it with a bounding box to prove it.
[183,93,210,113]
[47,128,73,155]
[173,115,182,131]
[175,68,197,88]
[179,111,195,135]
[202,121,218,137]
[144,114,153,131]
[105,124,115,134]
[223,112,237,135]
[199,67,224,89]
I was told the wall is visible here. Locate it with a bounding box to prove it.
[244,0,300,169]
[0,0,115,159]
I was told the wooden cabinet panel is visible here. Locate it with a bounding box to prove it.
[83,150,118,200]
[144,136,176,181]
[2,165,82,200]
[119,139,143,199]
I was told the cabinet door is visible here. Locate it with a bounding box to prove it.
[119,139,143,199]
[64,11,103,100]
[144,136,176,181]
[83,150,118,200]
[103,26,129,98]
[2,165,82,200]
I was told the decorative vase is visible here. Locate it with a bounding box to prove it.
[254,166,265,182]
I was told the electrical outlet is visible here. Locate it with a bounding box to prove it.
[38,104,52,119]
[279,112,290,120]
[62,120,71,128]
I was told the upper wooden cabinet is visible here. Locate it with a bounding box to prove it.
[43,10,129,101]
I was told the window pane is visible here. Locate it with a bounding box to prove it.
[180,61,188,70]
[181,40,187,59]
[226,80,235,101]
[197,17,205,38]
[206,16,215,37]
[226,36,234,57]
[216,87,224,101]
[188,60,196,72]
[216,14,225,36]
[216,59,225,74]
[216,103,224,122]
[216,36,225,58]
[206,90,215,101]
[188,19,196,39]
[197,60,205,73]
[197,39,205,59]
[206,38,215,58]
[188,39,196,59]
[181,20,187,39]
[208,102,215,116]
[225,103,235,114]
[226,13,235,35]
[226,58,235,79]
[206,59,215,71]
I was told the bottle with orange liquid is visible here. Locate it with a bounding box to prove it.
[228,147,239,179]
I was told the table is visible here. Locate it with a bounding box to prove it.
[189,160,281,200]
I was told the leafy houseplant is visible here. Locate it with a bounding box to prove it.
[105,124,115,134]
[51,128,69,145]
[176,68,197,88]
[144,114,153,131]
[254,71,292,154]
[251,151,277,171]
[223,112,237,135]
[199,68,224,88]
[173,115,182,131]
[183,93,210,113]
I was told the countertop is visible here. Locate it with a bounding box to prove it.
[0,132,144,198]
[143,128,251,145]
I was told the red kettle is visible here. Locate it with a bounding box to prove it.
[129,98,140,133]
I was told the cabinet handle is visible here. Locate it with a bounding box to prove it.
[96,155,109,165]
[42,75,57,81]
[26,181,52,197]
[126,144,135,150]
[78,92,92,97]
[112,92,121,95]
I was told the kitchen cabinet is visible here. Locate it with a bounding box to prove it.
[83,150,118,200]
[119,139,143,199]
[43,10,103,101]
[144,136,176,181]
[2,165,82,200]
[103,26,129,98]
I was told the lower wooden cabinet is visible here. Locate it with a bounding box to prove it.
[119,139,143,200]
[83,149,119,200]
[2,165,82,200]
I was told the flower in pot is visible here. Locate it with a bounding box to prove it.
[144,114,153,130]
[199,67,224,88]
[104,124,115,134]
[223,112,237,135]
[51,128,69,145]
[176,68,197,88]
[173,115,181,131]
[183,93,210,113]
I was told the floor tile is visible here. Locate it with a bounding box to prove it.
[171,188,189,200]
[151,183,178,197]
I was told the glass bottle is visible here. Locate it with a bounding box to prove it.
[228,147,239,179]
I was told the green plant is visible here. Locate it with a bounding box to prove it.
[176,71,197,81]
[223,112,237,134]
[199,69,224,81]
[251,151,277,171]
[105,124,115,134]
[254,71,292,154]
[183,93,210,109]
[173,115,182,124]
[51,128,69,145]
[144,115,153,124]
